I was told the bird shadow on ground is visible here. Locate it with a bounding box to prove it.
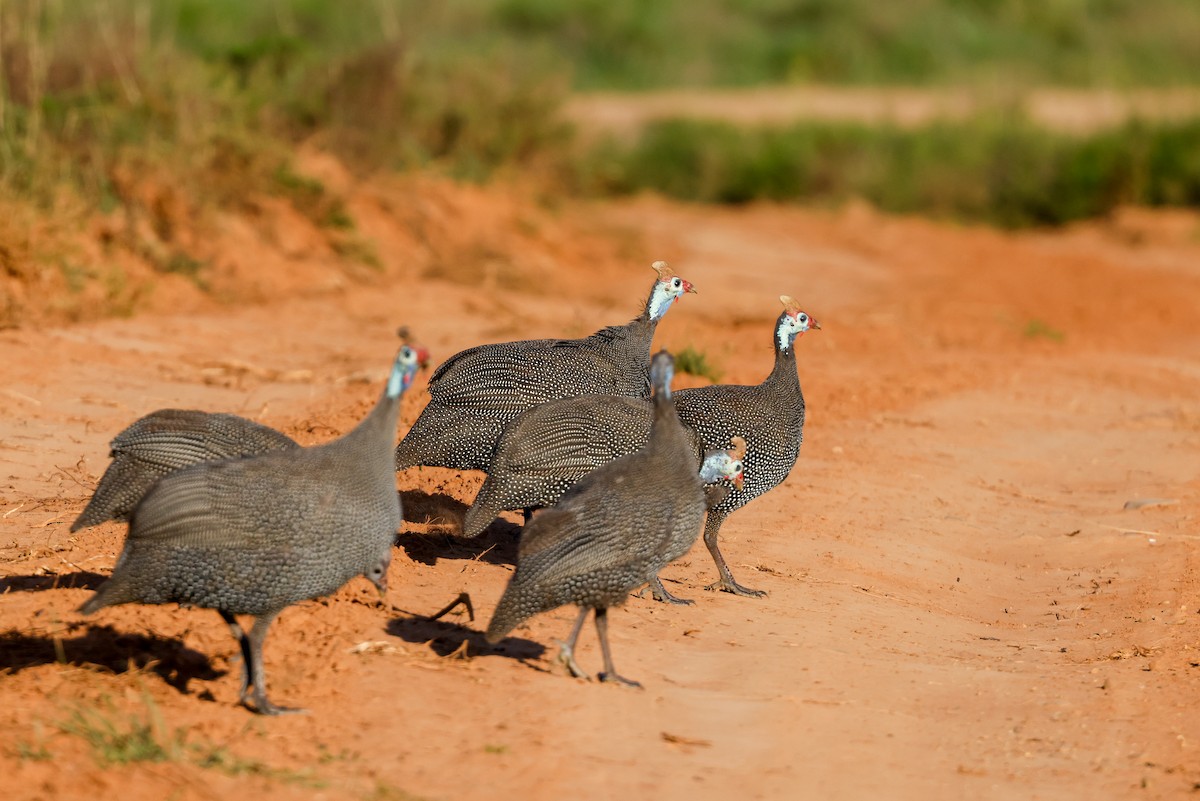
[396,524,520,567]
[386,615,545,662]
[400,490,469,526]
[0,624,224,693]
[0,570,108,593]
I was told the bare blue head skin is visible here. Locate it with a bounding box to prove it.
[700,435,747,489]
[646,260,697,321]
[649,349,675,400]
[387,345,424,399]
[700,451,745,489]
[777,295,820,352]
[365,553,391,597]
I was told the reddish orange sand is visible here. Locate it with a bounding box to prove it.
[1,175,1199,800]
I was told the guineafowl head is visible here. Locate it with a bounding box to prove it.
[396,326,432,370]
[777,296,820,352]
[387,345,428,398]
[700,435,747,490]
[364,552,392,597]
[649,349,675,399]
[646,260,697,320]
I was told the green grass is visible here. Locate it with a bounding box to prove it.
[492,0,1200,89]
[58,696,184,766]
[1022,319,1066,342]
[568,115,1200,227]
[13,722,52,762]
[674,346,723,382]
[0,0,569,221]
[54,693,318,783]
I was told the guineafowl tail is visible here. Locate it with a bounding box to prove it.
[77,578,130,615]
[461,493,497,538]
[485,586,534,644]
[71,458,142,531]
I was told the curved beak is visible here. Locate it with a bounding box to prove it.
[811,318,822,331]
[733,472,744,491]
[683,280,697,295]
[373,571,389,598]
[415,346,431,369]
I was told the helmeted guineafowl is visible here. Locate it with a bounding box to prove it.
[485,350,714,687]
[78,345,423,715]
[672,295,819,597]
[71,410,298,532]
[394,261,695,473]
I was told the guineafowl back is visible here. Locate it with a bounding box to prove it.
[72,410,298,531]
[395,262,701,473]
[395,324,658,472]
[464,394,704,536]
[674,365,804,518]
[85,395,402,617]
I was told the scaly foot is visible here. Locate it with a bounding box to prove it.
[598,671,643,689]
[639,577,694,605]
[555,640,590,681]
[705,578,767,598]
[248,692,307,716]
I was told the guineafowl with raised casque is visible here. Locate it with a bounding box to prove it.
[71,411,298,532]
[394,261,695,473]
[78,345,423,715]
[672,295,819,597]
[486,350,729,687]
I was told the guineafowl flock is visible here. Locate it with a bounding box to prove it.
[72,261,819,712]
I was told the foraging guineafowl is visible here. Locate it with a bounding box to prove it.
[672,296,819,597]
[486,350,717,687]
[71,410,298,532]
[394,261,695,473]
[78,345,423,715]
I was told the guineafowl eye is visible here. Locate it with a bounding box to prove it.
[798,313,808,324]
[671,277,682,289]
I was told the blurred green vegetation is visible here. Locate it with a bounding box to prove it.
[2,0,1200,232]
[0,0,569,214]
[493,0,1200,89]
[569,115,1200,227]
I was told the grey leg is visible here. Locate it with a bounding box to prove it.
[218,610,252,702]
[244,610,304,716]
[702,512,766,598]
[594,608,641,689]
[639,575,694,605]
[428,592,475,622]
[555,607,591,680]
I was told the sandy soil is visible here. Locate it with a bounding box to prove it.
[1,177,1199,800]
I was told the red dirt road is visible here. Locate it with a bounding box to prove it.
[2,183,1199,800]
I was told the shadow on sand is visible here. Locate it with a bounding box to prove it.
[0,623,224,692]
[0,570,108,593]
[395,522,520,568]
[386,613,545,663]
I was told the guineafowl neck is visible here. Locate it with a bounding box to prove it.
[647,390,683,445]
[342,393,401,454]
[765,342,801,398]
[593,315,656,349]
